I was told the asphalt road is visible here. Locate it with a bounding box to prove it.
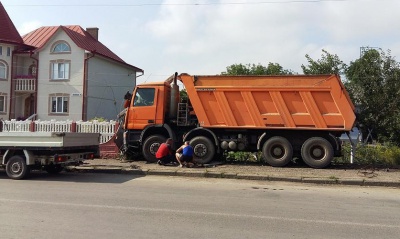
[0,172,399,239]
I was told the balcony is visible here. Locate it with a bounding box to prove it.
[14,76,36,92]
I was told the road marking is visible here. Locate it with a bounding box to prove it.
[1,197,399,229]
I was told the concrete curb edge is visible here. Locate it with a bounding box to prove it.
[68,166,400,188]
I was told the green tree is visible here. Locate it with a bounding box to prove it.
[301,49,347,75]
[222,63,293,75]
[345,48,400,145]
[222,63,251,75]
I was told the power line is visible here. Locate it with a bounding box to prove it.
[4,0,360,7]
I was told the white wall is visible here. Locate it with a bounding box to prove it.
[36,30,85,121]
[0,43,13,120]
[86,56,137,120]
[32,28,139,121]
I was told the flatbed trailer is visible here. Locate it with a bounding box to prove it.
[0,132,99,179]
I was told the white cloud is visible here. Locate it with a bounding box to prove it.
[143,0,400,77]
[3,0,400,81]
[18,20,42,35]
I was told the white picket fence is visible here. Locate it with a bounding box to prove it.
[1,119,117,144]
[76,120,117,143]
[35,119,73,132]
[1,119,32,132]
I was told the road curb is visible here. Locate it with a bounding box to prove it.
[69,166,400,188]
[269,176,303,183]
[176,171,207,178]
[362,180,400,187]
[302,178,338,184]
[338,179,364,186]
[236,174,269,181]
[146,170,177,176]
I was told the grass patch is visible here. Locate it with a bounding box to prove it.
[335,143,400,167]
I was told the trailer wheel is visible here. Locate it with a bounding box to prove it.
[301,137,333,168]
[190,136,215,164]
[45,165,64,174]
[6,155,30,180]
[143,135,166,163]
[262,136,293,167]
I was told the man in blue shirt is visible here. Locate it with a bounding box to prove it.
[175,141,195,167]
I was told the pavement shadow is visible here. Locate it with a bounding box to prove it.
[0,169,145,184]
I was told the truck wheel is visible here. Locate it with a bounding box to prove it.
[143,135,166,163]
[190,136,215,164]
[301,137,333,168]
[6,155,30,180]
[45,165,64,174]
[262,136,293,167]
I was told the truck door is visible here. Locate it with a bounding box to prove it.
[127,87,157,130]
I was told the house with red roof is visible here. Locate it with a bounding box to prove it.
[0,2,143,121]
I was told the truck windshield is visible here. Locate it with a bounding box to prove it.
[134,88,155,106]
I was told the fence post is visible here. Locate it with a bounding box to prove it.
[30,121,35,132]
[114,122,119,132]
[71,121,77,132]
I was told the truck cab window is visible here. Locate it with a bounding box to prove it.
[134,88,155,106]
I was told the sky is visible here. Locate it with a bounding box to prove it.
[2,0,400,84]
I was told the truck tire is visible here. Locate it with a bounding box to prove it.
[45,165,64,174]
[143,135,166,163]
[6,155,30,180]
[262,136,293,167]
[301,137,334,168]
[190,136,215,164]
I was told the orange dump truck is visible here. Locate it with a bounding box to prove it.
[116,73,356,168]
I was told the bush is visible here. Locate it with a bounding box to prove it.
[89,117,107,122]
[336,143,400,167]
[223,143,400,167]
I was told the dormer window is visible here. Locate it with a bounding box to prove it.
[52,42,71,53]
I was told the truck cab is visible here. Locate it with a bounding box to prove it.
[119,74,182,162]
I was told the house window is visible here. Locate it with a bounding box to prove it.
[52,42,71,53]
[7,47,11,56]
[0,94,6,113]
[0,46,2,55]
[29,63,37,77]
[0,61,7,79]
[50,61,70,80]
[50,94,69,114]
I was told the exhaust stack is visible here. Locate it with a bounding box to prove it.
[169,72,179,119]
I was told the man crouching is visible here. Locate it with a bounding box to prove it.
[175,141,196,167]
[156,138,174,165]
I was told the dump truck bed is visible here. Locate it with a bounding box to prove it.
[180,74,356,131]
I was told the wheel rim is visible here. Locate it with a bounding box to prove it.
[149,142,161,155]
[194,144,207,157]
[271,145,284,158]
[11,162,22,175]
[310,145,324,160]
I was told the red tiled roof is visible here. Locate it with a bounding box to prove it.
[23,25,143,72]
[0,2,24,45]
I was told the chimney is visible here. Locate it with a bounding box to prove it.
[86,27,99,40]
